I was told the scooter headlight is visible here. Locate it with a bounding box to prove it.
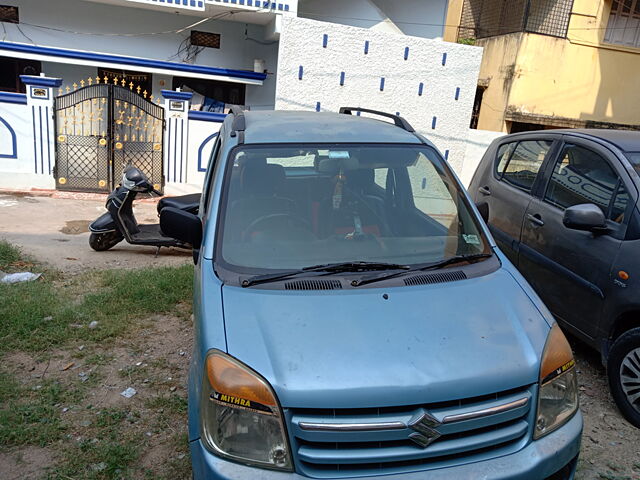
[200,350,292,471]
[534,324,579,439]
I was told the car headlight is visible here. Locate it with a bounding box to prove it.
[200,350,293,471]
[534,323,579,439]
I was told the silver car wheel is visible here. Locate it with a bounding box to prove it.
[620,347,640,412]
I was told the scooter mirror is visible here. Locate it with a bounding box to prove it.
[160,207,202,252]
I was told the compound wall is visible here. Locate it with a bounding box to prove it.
[275,17,484,175]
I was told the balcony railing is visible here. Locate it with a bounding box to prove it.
[457,0,574,42]
[125,0,296,14]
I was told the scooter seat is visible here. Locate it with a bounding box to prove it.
[157,193,201,215]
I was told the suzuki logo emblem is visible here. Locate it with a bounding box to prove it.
[408,411,441,448]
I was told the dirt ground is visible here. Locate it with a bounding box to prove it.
[0,193,191,273]
[1,193,640,479]
[1,313,193,479]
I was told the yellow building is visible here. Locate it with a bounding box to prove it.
[444,0,640,133]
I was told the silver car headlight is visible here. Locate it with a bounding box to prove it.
[534,324,579,439]
[200,350,292,471]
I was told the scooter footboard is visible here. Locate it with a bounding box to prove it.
[89,212,118,233]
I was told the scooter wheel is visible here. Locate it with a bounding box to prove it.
[89,232,123,251]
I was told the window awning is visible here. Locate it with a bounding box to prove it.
[0,41,266,86]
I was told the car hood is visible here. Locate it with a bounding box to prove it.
[222,268,550,408]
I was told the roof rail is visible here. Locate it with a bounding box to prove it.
[229,105,249,132]
[339,107,415,133]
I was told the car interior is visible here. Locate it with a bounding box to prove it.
[219,146,488,270]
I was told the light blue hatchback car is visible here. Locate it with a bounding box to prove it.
[161,107,583,480]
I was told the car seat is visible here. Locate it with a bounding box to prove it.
[226,161,296,241]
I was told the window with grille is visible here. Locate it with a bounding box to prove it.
[604,0,640,48]
[458,0,574,41]
[190,30,221,49]
[0,5,19,23]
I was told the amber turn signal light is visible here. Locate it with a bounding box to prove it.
[206,352,277,407]
[540,323,574,383]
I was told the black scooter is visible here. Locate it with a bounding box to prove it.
[88,166,201,252]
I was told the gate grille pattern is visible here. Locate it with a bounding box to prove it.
[54,83,164,193]
[458,0,574,41]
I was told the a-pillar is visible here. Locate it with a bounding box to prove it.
[162,89,193,185]
[20,75,62,178]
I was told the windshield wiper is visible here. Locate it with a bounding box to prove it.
[351,253,493,287]
[241,262,410,288]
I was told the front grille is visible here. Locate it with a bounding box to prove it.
[287,385,533,478]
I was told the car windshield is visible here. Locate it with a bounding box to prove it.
[218,144,490,272]
[625,152,640,175]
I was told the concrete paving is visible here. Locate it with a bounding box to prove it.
[0,193,191,273]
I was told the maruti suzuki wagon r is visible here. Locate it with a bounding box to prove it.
[161,107,583,479]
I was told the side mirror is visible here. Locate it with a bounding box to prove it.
[563,203,607,232]
[476,201,489,223]
[160,207,202,251]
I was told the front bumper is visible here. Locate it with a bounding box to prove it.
[191,410,582,480]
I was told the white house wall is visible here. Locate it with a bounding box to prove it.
[298,0,448,39]
[0,101,55,190]
[2,0,279,107]
[275,17,484,174]
[184,118,222,191]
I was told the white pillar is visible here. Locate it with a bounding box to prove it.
[162,90,193,185]
[20,75,62,177]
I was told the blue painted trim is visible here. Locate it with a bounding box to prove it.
[0,116,17,159]
[38,106,44,175]
[198,132,219,172]
[432,116,437,129]
[167,118,172,183]
[1,42,267,81]
[180,119,184,183]
[364,41,369,54]
[455,87,461,100]
[315,102,321,112]
[0,92,27,105]
[162,90,193,101]
[173,119,178,183]
[404,47,410,60]
[298,65,303,80]
[322,34,328,48]
[340,72,345,86]
[188,111,226,122]
[380,77,385,91]
[20,75,62,87]
[418,82,424,96]
[442,52,448,66]
[46,106,51,173]
[31,106,37,173]
[444,149,450,160]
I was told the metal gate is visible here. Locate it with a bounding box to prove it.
[54,79,164,193]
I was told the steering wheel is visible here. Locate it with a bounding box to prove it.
[242,213,314,242]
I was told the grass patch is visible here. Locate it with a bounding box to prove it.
[0,241,22,271]
[0,241,194,477]
[0,374,68,449]
[0,246,193,354]
[48,408,142,480]
[145,395,188,415]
